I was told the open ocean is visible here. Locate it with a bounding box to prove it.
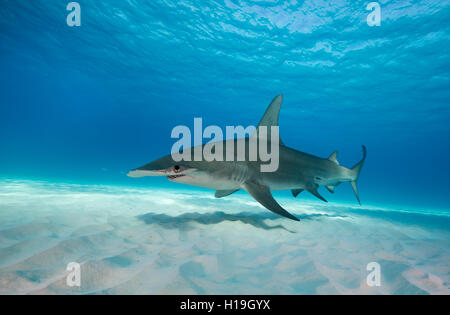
[0,1,449,294]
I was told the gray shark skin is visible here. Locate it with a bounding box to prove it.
[128,95,366,221]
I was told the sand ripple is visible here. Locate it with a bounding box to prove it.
[0,180,449,294]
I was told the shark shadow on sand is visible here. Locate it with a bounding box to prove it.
[137,211,346,233]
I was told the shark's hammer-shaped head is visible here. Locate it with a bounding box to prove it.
[127,153,230,189]
[127,148,247,190]
[127,154,198,181]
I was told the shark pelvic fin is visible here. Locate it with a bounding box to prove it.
[243,181,299,221]
[253,94,285,146]
[215,189,240,198]
[291,189,304,197]
[328,151,339,165]
[307,184,328,202]
[325,185,335,193]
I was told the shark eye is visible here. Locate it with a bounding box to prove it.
[174,165,181,172]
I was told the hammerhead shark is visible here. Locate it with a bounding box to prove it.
[128,95,366,221]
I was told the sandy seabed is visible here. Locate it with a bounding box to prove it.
[0,179,449,295]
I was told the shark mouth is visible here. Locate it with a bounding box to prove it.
[167,174,186,180]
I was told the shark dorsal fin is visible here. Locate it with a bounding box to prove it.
[254,94,285,146]
[328,151,339,165]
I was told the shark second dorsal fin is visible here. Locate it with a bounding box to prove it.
[215,189,239,198]
[243,181,299,221]
[328,151,339,165]
[253,94,285,146]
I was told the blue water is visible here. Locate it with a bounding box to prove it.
[0,0,449,212]
[1,1,450,295]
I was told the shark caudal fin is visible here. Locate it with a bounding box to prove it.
[350,145,367,205]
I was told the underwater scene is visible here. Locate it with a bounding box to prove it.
[0,1,449,295]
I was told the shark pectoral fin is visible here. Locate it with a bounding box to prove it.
[243,182,299,221]
[325,185,335,193]
[307,184,328,202]
[291,189,304,198]
[215,189,240,198]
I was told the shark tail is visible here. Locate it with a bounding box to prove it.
[350,145,367,205]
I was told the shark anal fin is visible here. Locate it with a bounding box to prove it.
[328,151,339,165]
[325,185,335,193]
[291,189,304,197]
[215,189,239,198]
[243,182,299,221]
[307,184,328,203]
